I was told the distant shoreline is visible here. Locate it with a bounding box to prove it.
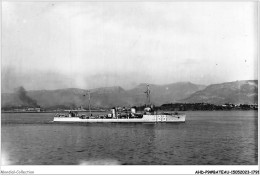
[1,110,108,114]
[1,110,257,114]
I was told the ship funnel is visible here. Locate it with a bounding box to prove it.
[131,107,136,114]
[111,108,116,118]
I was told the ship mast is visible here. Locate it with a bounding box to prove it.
[84,90,91,116]
[144,84,151,106]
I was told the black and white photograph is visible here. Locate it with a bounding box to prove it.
[1,0,259,175]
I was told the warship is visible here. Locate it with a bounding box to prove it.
[53,85,186,123]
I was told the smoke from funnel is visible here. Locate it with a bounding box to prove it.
[17,86,38,107]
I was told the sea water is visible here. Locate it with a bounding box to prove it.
[1,111,258,165]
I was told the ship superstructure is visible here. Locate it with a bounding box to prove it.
[53,85,185,123]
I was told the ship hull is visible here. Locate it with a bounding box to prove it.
[53,114,185,123]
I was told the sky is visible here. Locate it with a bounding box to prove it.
[1,1,258,92]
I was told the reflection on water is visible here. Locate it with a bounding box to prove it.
[1,111,258,165]
[1,149,11,165]
[78,159,121,165]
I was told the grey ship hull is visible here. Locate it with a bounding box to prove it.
[53,114,185,123]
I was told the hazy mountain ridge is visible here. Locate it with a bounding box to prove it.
[2,82,205,108]
[180,80,258,105]
[2,80,257,109]
[128,82,206,106]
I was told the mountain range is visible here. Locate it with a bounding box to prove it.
[1,80,257,109]
[181,80,258,105]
